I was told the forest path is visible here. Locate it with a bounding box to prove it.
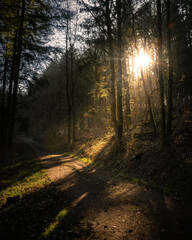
[20,137,192,240]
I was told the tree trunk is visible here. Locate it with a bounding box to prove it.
[71,47,76,144]
[66,1,71,143]
[7,0,25,147]
[106,0,118,141]
[71,94,76,144]
[116,0,123,149]
[166,0,173,139]
[3,32,18,146]
[0,55,8,146]
[141,68,157,133]
[157,0,166,149]
[123,57,131,128]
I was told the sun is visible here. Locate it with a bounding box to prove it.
[134,51,151,69]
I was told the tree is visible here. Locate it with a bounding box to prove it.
[81,0,128,150]
[0,0,62,147]
[166,0,173,139]
[7,0,26,146]
[116,0,124,149]
[157,0,166,148]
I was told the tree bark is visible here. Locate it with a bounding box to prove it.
[116,0,123,149]
[106,0,118,141]
[157,0,166,148]
[66,1,71,143]
[3,32,18,146]
[141,68,157,133]
[71,47,76,144]
[7,0,25,147]
[166,0,173,138]
[0,55,8,146]
[123,57,131,128]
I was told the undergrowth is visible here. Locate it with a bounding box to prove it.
[37,122,192,204]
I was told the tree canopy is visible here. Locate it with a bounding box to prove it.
[0,0,192,150]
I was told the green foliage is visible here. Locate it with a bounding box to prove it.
[27,46,110,141]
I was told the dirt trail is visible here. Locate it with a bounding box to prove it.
[20,138,192,240]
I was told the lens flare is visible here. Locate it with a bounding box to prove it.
[134,51,151,69]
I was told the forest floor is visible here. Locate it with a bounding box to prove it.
[1,132,192,240]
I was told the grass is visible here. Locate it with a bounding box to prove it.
[52,152,93,165]
[0,140,93,207]
[67,153,93,165]
[126,205,141,211]
[42,208,68,238]
[0,142,51,206]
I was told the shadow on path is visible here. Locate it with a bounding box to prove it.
[1,140,192,240]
